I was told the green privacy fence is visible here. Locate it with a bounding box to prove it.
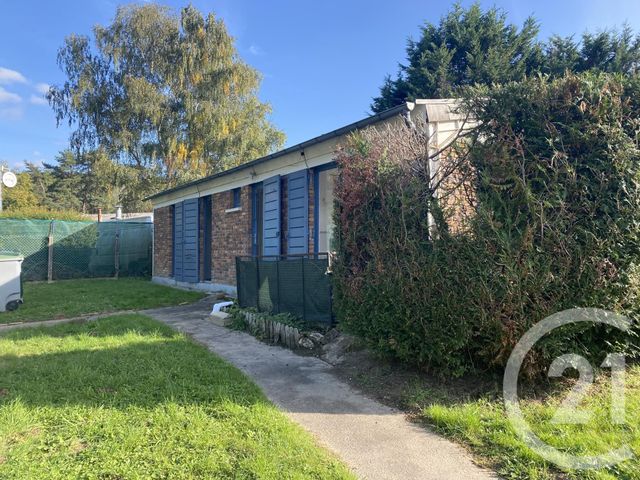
[0,219,152,281]
[236,254,333,326]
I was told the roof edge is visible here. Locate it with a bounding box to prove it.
[145,102,413,202]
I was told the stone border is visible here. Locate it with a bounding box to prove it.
[242,311,305,349]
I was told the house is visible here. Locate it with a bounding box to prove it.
[148,99,464,295]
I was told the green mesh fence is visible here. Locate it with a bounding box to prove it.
[236,255,333,326]
[0,219,152,281]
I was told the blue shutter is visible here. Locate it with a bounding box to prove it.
[173,202,184,281]
[287,170,308,254]
[182,198,199,283]
[262,175,281,256]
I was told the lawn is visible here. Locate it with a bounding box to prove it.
[0,314,354,479]
[405,371,640,480]
[0,278,205,324]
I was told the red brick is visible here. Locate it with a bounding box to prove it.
[153,206,173,277]
[211,186,252,285]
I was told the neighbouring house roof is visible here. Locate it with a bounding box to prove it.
[83,212,154,223]
[147,99,461,206]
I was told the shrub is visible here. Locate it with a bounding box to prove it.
[333,73,640,378]
[0,207,88,221]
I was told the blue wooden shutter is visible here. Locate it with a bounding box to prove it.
[173,202,184,281]
[287,170,309,254]
[262,175,281,256]
[182,198,199,283]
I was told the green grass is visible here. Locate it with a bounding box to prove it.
[0,278,205,324]
[0,315,354,479]
[405,371,640,479]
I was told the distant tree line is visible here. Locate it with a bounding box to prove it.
[3,149,154,213]
[372,3,640,112]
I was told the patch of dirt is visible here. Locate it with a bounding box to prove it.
[96,387,117,394]
[330,345,502,413]
[7,428,41,447]
[0,388,9,397]
[70,439,88,454]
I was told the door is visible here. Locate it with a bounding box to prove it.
[262,175,281,256]
[287,170,308,254]
[182,198,199,283]
[172,199,199,283]
[173,202,184,281]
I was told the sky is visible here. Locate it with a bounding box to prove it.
[1,0,640,170]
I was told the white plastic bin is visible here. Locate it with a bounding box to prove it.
[0,255,23,312]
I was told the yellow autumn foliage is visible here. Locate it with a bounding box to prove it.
[176,142,189,162]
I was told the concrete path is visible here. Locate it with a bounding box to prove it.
[144,300,495,480]
[0,310,138,332]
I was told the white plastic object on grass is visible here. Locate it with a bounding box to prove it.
[211,301,234,315]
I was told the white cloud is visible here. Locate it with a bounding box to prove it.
[0,106,23,120]
[0,67,27,85]
[0,87,22,104]
[35,83,50,95]
[248,44,264,56]
[29,94,47,106]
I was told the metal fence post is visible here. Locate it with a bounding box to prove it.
[235,256,241,306]
[275,257,281,314]
[47,221,55,283]
[255,256,260,311]
[114,223,120,279]
[301,256,306,323]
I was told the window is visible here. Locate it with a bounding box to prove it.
[318,169,337,252]
[231,188,241,209]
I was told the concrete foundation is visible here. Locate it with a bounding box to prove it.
[152,276,236,297]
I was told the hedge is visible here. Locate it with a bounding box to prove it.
[333,73,640,378]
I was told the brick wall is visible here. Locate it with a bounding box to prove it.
[211,186,252,286]
[437,149,476,235]
[154,168,318,285]
[153,205,173,277]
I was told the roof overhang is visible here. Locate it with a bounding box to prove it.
[146,99,461,206]
[417,98,464,123]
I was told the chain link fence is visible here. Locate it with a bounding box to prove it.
[0,219,152,281]
[236,254,333,326]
